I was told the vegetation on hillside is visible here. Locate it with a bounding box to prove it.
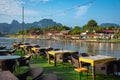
[15,19,120,39]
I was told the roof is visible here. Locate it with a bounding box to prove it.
[60,30,70,34]
[101,30,114,33]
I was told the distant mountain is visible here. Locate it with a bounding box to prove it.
[100,23,120,27]
[0,19,62,34]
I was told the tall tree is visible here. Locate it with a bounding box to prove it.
[83,19,98,32]
[70,26,81,35]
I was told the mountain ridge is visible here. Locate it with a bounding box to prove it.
[100,23,120,27]
[0,19,120,34]
[0,19,62,34]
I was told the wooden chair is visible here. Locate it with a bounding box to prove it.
[71,53,90,68]
[17,54,32,71]
[9,48,17,55]
[62,52,71,64]
[71,52,80,68]
[46,47,53,51]
[95,60,116,76]
[114,59,120,77]
[54,48,60,51]
[71,53,90,80]
[80,53,91,57]
[33,45,40,48]
[25,46,32,54]
[38,49,46,57]
[0,46,6,49]
[1,59,16,73]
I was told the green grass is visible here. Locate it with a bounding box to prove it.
[15,51,120,80]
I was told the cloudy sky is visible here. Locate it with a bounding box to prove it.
[0,0,120,27]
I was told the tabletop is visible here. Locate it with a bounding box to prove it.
[79,55,116,80]
[0,49,11,52]
[0,55,21,60]
[79,55,116,66]
[48,50,75,55]
[82,55,114,60]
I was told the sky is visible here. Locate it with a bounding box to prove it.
[0,0,120,27]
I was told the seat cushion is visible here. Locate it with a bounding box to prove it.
[74,67,88,72]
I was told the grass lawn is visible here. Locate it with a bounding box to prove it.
[14,51,120,80]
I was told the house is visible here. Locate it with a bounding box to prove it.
[100,30,115,39]
[60,30,70,35]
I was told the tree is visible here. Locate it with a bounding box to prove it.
[83,19,98,32]
[60,26,70,31]
[17,30,25,35]
[70,26,81,35]
[26,27,43,35]
[43,25,70,32]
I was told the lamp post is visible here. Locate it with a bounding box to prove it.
[22,6,24,43]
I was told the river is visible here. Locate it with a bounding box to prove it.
[0,37,120,59]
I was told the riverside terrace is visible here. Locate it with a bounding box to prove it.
[1,45,120,80]
[15,51,120,80]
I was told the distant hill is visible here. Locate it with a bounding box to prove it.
[100,23,120,27]
[0,19,62,34]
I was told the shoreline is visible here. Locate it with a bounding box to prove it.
[3,35,120,43]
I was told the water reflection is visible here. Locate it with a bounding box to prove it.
[0,37,120,59]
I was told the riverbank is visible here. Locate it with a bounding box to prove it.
[54,38,120,43]
[4,34,120,43]
[5,34,43,39]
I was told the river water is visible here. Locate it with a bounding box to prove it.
[0,37,120,59]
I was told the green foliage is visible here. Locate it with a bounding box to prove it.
[114,29,120,39]
[70,26,81,35]
[17,25,70,35]
[87,19,98,27]
[44,25,70,31]
[16,19,120,39]
[17,30,25,35]
[83,19,98,32]
[104,26,118,30]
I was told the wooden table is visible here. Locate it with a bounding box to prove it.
[31,47,50,54]
[31,47,49,51]
[0,50,9,55]
[20,44,31,50]
[0,48,17,55]
[0,55,21,60]
[20,44,37,49]
[0,49,14,55]
[79,55,116,80]
[0,55,21,71]
[20,44,38,53]
[48,50,75,66]
[0,71,18,80]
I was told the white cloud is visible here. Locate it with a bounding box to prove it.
[0,0,39,16]
[75,5,90,18]
[0,0,22,15]
[0,0,39,23]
